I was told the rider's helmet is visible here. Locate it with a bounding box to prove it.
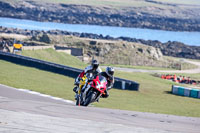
[91,59,99,70]
[106,66,114,77]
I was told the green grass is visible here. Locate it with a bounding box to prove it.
[95,71,200,117]
[0,59,75,100]
[1,52,200,117]
[22,48,87,69]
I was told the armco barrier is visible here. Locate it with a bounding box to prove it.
[0,51,139,91]
[172,85,200,99]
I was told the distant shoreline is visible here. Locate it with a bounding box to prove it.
[0,1,200,32]
[1,17,200,46]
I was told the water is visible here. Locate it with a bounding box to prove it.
[0,17,200,46]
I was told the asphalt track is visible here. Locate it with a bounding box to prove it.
[0,84,200,133]
[102,60,200,74]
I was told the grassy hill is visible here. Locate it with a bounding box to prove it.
[22,48,87,69]
[0,49,200,117]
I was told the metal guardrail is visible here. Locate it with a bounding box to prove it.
[0,51,139,91]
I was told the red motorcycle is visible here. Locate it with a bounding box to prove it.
[76,75,107,106]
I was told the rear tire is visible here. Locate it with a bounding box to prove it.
[83,91,96,106]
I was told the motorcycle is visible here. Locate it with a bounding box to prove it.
[76,74,107,106]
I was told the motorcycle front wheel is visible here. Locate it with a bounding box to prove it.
[83,91,97,106]
[76,95,81,106]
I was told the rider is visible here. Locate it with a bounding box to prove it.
[100,66,115,98]
[73,59,102,93]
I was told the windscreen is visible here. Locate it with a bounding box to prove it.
[99,75,107,83]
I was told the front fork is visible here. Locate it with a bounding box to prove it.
[95,93,102,102]
[82,84,91,102]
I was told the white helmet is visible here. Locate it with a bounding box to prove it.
[106,66,114,77]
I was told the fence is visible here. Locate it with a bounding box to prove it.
[8,45,54,52]
[0,51,139,91]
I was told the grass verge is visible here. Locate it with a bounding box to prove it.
[95,71,200,117]
[0,59,76,100]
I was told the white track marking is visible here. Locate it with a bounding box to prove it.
[0,84,74,104]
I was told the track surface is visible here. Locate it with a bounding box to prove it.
[0,84,200,133]
[102,60,200,74]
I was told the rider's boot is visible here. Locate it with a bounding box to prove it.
[101,89,109,98]
[96,99,99,102]
[73,86,78,93]
[73,85,79,100]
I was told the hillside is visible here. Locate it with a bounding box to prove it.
[0,0,200,31]
[1,31,190,69]
[22,48,87,69]
[1,26,200,60]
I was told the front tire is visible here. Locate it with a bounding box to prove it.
[83,91,96,106]
[76,95,81,106]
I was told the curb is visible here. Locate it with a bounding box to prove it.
[0,84,75,104]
